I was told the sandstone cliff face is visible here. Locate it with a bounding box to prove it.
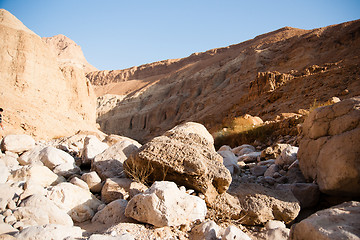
[89,20,360,143]
[43,34,97,73]
[0,9,97,139]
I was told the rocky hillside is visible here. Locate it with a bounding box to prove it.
[0,9,98,139]
[88,20,360,143]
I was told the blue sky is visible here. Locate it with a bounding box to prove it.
[1,0,360,70]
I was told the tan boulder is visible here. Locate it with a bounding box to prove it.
[92,139,140,180]
[14,224,82,240]
[101,177,132,203]
[8,165,62,187]
[124,122,232,203]
[1,135,35,154]
[81,135,109,165]
[125,181,207,227]
[189,220,222,240]
[298,97,360,196]
[221,225,252,240]
[290,201,360,240]
[210,183,300,225]
[81,171,103,192]
[46,182,102,223]
[261,143,290,160]
[70,177,89,190]
[15,194,73,226]
[0,183,20,211]
[92,199,134,225]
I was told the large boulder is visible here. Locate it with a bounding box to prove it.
[15,194,73,226]
[0,153,19,171]
[17,146,45,165]
[46,182,102,223]
[290,201,360,240]
[233,184,300,225]
[0,183,21,211]
[14,224,82,240]
[39,146,74,169]
[275,146,298,166]
[92,199,134,225]
[81,135,109,165]
[217,149,240,175]
[124,122,232,203]
[189,220,222,240]
[298,97,360,196]
[8,165,61,187]
[1,135,35,153]
[81,171,103,193]
[92,139,140,180]
[125,181,207,227]
[210,183,300,225]
[221,225,252,240]
[101,177,132,203]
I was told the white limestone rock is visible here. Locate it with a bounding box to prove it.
[82,135,109,165]
[1,135,35,154]
[218,149,240,175]
[17,146,45,165]
[189,220,221,240]
[15,224,82,240]
[125,181,207,227]
[70,177,89,190]
[221,225,252,240]
[92,199,134,225]
[290,201,360,240]
[92,140,140,180]
[46,182,102,223]
[275,146,298,166]
[8,165,61,187]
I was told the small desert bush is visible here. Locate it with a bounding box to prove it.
[124,156,169,186]
[123,156,154,186]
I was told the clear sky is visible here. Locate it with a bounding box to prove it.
[1,0,360,70]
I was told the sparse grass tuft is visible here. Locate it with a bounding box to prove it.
[214,123,276,149]
[214,115,277,149]
[124,156,154,186]
[309,98,335,112]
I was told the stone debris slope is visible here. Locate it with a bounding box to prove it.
[0,106,359,239]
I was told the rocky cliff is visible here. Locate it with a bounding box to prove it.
[43,34,97,73]
[88,20,360,143]
[0,9,97,139]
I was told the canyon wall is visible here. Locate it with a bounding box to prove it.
[89,20,360,143]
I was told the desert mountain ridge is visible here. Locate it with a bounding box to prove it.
[88,19,360,143]
[0,9,99,139]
